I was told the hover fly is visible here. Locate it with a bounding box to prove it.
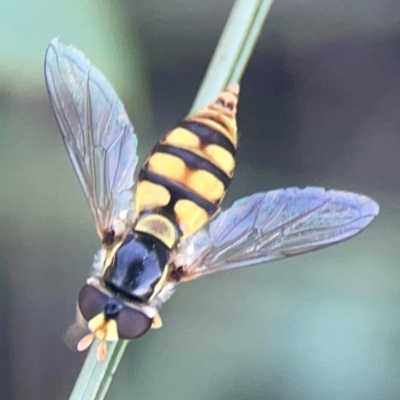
[44,39,379,360]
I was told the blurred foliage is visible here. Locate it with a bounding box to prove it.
[0,0,148,98]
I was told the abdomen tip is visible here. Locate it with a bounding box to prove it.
[226,83,240,96]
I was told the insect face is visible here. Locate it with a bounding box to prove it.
[77,284,153,359]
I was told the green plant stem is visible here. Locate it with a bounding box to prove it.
[190,0,274,114]
[69,340,128,400]
[68,1,274,399]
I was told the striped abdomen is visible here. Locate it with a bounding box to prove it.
[134,84,239,249]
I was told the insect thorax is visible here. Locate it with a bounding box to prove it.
[102,229,170,303]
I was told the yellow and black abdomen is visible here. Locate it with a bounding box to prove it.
[135,84,240,246]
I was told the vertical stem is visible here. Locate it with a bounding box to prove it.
[69,340,128,400]
[68,1,274,399]
[190,0,274,114]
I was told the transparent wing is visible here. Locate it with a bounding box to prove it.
[64,304,90,351]
[175,187,379,281]
[44,38,138,236]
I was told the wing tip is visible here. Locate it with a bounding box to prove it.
[45,38,65,72]
[45,38,90,67]
[323,188,380,219]
[46,37,62,57]
[283,186,379,217]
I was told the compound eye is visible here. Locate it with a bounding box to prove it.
[116,307,152,339]
[78,284,108,321]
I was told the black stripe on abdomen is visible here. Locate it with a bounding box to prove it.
[138,169,218,216]
[176,120,236,157]
[151,143,231,189]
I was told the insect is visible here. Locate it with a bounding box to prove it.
[44,38,379,361]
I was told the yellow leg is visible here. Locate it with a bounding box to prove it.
[151,311,163,329]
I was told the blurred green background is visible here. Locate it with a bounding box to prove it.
[0,0,400,399]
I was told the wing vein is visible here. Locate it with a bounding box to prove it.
[177,187,379,281]
[45,39,138,235]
